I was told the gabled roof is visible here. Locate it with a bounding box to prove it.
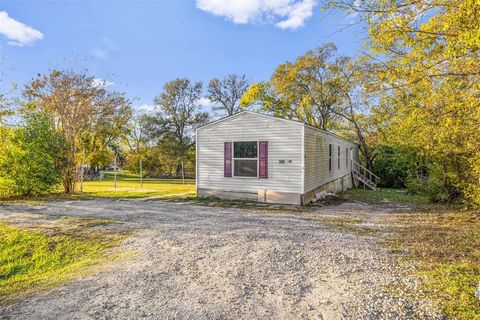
[196,110,301,131]
[196,110,357,145]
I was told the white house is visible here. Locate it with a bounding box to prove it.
[196,111,362,205]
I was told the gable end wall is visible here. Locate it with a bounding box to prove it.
[197,112,303,195]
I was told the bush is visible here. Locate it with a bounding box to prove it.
[373,146,409,188]
[0,113,65,197]
[406,160,465,204]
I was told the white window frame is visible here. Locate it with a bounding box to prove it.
[232,140,259,178]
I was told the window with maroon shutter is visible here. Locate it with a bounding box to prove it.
[259,141,268,179]
[233,141,257,177]
[224,142,232,177]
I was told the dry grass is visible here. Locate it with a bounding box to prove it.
[317,188,479,318]
[384,210,480,319]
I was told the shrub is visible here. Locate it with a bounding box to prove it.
[373,146,409,188]
[0,113,65,197]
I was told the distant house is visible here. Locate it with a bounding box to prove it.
[196,111,362,205]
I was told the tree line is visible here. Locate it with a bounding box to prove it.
[0,71,250,196]
[0,0,478,206]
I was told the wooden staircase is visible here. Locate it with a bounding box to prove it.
[352,161,379,190]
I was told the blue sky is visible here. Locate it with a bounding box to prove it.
[0,0,364,110]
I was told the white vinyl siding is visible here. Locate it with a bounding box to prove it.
[303,126,358,193]
[196,111,359,202]
[197,112,303,194]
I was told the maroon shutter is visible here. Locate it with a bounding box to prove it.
[259,141,268,179]
[224,142,232,177]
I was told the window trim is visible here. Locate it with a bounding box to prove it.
[232,140,259,178]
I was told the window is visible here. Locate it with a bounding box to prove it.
[328,144,332,171]
[233,141,258,177]
[345,147,348,167]
[350,147,353,168]
[338,146,341,170]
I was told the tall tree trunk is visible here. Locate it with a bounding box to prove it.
[63,142,77,193]
[354,124,372,170]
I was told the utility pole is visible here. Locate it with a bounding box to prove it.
[140,158,143,188]
[181,160,185,184]
[114,149,117,192]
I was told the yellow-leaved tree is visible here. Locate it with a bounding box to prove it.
[326,0,480,205]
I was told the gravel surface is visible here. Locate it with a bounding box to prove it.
[0,199,442,319]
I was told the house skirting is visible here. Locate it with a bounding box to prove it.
[197,188,302,205]
[197,174,353,206]
[302,173,353,204]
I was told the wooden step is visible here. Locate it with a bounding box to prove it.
[353,170,377,190]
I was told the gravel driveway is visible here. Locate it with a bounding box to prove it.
[0,199,441,320]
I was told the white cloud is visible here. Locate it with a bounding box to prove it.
[135,104,156,113]
[92,78,115,88]
[91,38,117,59]
[91,48,109,59]
[0,11,43,46]
[275,0,316,29]
[196,0,317,30]
[198,97,213,108]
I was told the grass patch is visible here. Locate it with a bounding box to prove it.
[385,211,480,319]
[0,217,125,301]
[0,171,196,202]
[305,215,363,226]
[329,188,479,318]
[342,187,431,206]
[304,215,378,235]
[77,171,195,199]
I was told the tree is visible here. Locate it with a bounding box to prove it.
[329,56,380,170]
[124,112,157,175]
[0,113,65,196]
[207,74,250,116]
[0,84,14,154]
[241,44,343,130]
[142,78,209,177]
[327,0,480,205]
[23,70,132,193]
[0,93,12,126]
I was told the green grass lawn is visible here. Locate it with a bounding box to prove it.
[0,218,124,300]
[77,171,195,199]
[342,187,431,206]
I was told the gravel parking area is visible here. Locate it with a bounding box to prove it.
[0,199,441,319]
